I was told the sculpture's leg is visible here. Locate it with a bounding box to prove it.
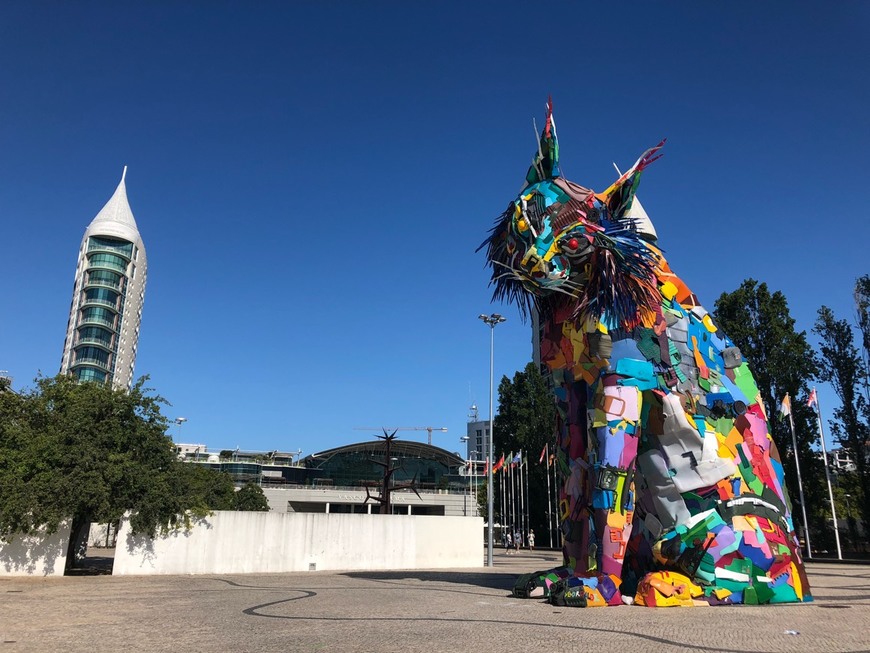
[633,400,813,606]
[554,377,640,606]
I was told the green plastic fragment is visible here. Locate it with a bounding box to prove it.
[732,363,759,402]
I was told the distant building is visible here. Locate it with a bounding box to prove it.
[59,168,147,389]
[175,440,481,517]
[465,419,489,462]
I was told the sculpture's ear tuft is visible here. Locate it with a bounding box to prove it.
[524,97,561,187]
[598,139,666,221]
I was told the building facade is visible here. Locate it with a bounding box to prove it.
[174,440,482,518]
[465,419,489,462]
[60,168,147,389]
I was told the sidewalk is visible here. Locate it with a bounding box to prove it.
[2,549,868,653]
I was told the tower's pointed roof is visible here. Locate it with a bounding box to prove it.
[84,167,144,246]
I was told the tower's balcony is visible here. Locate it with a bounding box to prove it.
[84,277,121,291]
[87,252,128,274]
[71,356,111,371]
[78,314,116,330]
[87,238,133,259]
[75,336,115,351]
[81,296,119,311]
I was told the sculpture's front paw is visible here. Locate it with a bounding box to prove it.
[634,571,712,607]
[549,574,623,607]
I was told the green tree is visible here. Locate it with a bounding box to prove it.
[713,280,828,548]
[0,375,225,552]
[493,362,556,540]
[813,306,870,535]
[233,482,271,511]
[178,464,235,512]
[476,478,488,518]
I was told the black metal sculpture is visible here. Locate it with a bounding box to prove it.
[363,429,421,514]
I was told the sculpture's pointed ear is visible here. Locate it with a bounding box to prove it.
[524,97,561,187]
[597,139,666,221]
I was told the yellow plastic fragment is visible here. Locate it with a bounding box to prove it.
[702,314,718,332]
[660,281,678,300]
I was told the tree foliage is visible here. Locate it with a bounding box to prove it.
[0,374,234,539]
[713,280,829,546]
[813,304,870,534]
[854,275,870,408]
[493,362,556,538]
[233,482,271,511]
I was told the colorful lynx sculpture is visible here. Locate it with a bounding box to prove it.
[480,103,811,607]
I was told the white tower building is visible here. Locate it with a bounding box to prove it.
[60,168,147,390]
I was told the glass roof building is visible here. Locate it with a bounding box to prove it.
[60,168,147,390]
[175,439,483,517]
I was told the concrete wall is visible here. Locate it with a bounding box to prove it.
[0,521,71,576]
[113,511,482,575]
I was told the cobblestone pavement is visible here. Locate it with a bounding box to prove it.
[2,550,868,653]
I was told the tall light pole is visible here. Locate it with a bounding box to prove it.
[479,313,506,567]
[173,417,187,441]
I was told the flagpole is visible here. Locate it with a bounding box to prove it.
[785,394,812,558]
[498,458,505,540]
[520,452,526,546]
[813,388,842,560]
[504,451,514,537]
[501,460,506,542]
[526,451,532,539]
[520,451,529,543]
[551,451,559,549]
[545,444,553,548]
[512,455,517,535]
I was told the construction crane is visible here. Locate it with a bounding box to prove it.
[354,426,448,446]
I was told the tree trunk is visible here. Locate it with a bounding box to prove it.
[64,516,90,574]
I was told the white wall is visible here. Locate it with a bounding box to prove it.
[0,521,71,576]
[113,512,482,575]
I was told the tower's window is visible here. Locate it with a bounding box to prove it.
[74,346,110,367]
[77,326,113,348]
[84,287,119,308]
[88,236,133,257]
[88,252,127,273]
[75,368,107,383]
[81,306,116,329]
[87,269,123,289]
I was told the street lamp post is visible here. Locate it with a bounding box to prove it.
[479,313,506,567]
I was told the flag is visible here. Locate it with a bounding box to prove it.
[492,454,505,473]
[482,457,489,476]
[511,452,522,468]
[807,388,818,409]
[539,444,547,464]
[778,393,791,420]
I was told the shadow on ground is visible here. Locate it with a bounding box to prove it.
[65,554,114,576]
[343,570,515,592]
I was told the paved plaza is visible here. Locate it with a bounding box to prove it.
[2,550,868,653]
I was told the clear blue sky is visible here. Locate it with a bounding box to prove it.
[2,2,867,457]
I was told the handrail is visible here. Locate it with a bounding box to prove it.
[84,278,121,290]
[72,356,110,370]
[81,297,118,310]
[75,337,114,349]
[79,315,116,329]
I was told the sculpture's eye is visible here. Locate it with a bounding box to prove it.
[559,233,593,260]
